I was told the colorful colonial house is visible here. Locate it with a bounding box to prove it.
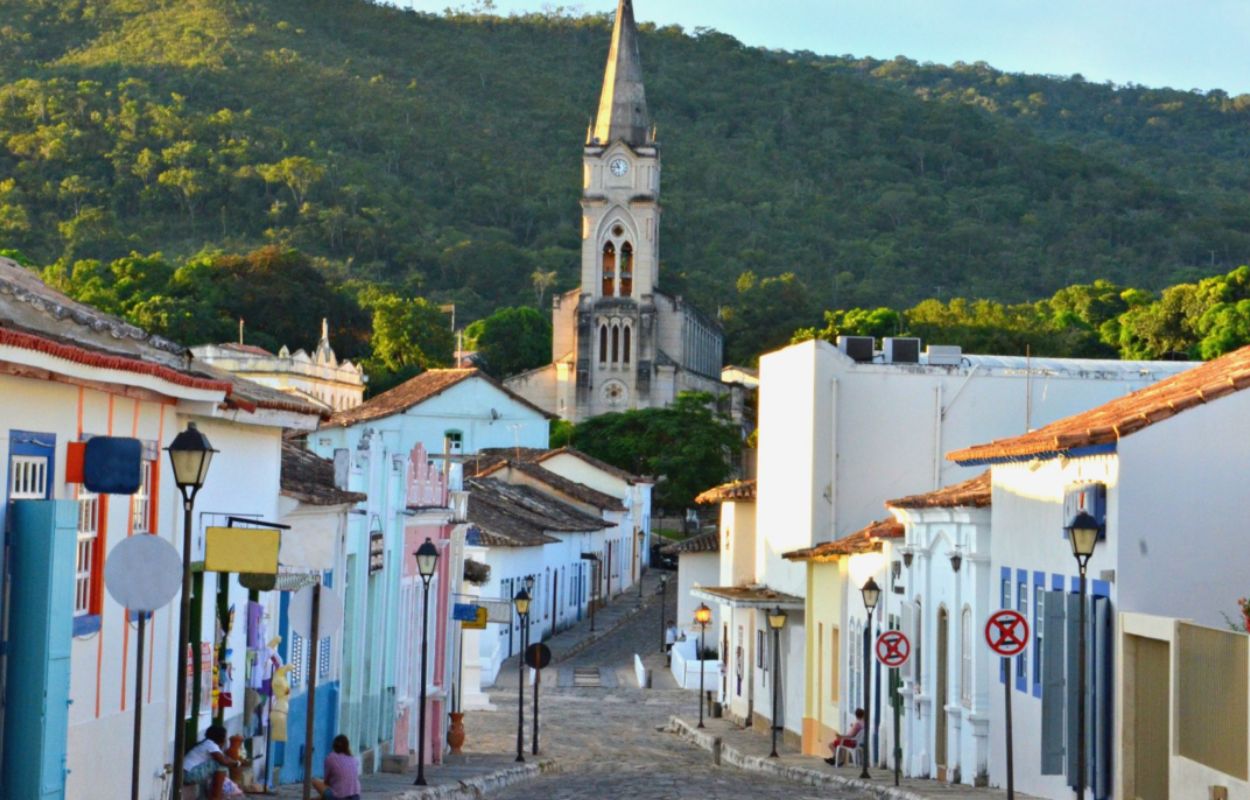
[948,345,1250,800]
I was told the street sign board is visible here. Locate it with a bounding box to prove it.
[524,643,552,670]
[985,609,1029,657]
[104,534,183,612]
[875,630,911,668]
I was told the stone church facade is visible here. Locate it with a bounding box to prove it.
[505,0,726,422]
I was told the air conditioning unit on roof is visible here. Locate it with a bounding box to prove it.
[836,335,875,363]
[884,337,921,364]
[926,345,963,366]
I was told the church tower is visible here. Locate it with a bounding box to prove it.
[505,0,725,422]
[574,0,661,414]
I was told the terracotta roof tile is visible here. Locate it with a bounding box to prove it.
[886,471,991,510]
[948,346,1250,463]
[536,446,648,484]
[695,479,756,505]
[280,441,366,506]
[326,368,554,428]
[476,459,626,511]
[661,530,719,555]
[691,585,804,607]
[782,519,902,562]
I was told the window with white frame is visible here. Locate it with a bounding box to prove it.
[960,606,973,706]
[75,489,101,616]
[9,454,49,499]
[131,459,154,533]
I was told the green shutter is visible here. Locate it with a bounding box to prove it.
[1040,590,1067,774]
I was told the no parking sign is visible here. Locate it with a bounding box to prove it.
[875,630,911,668]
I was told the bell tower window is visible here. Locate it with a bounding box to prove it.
[602,242,616,297]
[623,325,632,364]
[599,324,608,363]
[611,324,620,363]
[620,242,633,297]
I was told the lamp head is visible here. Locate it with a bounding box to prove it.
[767,605,787,630]
[414,537,439,581]
[525,575,535,593]
[514,588,531,616]
[165,422,217,491]
[900,546,914,568]
[949,548,963,573]
[1066,510,1100,563]
[694,602,712,627]
[861,576,881,613]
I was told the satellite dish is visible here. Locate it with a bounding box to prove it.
[105,535,183,612]
[288,584,344,639]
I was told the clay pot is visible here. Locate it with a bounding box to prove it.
[447,712,466,754]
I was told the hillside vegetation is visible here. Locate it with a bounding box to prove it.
[6,0,1250,365]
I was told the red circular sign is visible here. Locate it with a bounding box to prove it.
[985,609,1030,656]
[875,630,911,667]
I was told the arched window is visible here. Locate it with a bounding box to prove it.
[622,325,632,364]
[620,242,633,296]
[599,324,608,363]
[611,324,620,363]
[602,242,616,296]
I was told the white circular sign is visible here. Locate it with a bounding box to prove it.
[104,535,184,612]
[288,584,344,638]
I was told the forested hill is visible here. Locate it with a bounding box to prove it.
[5,0,1250,326]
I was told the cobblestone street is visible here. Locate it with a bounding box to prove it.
[480,579,874,800]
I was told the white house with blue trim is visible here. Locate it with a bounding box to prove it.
[948,344,1250,800]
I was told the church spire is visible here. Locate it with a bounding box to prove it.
[591,0,649,148]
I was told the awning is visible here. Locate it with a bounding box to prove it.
[690,585,804,610]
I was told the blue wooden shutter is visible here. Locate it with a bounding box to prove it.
[1041,589,1067,774]
[1092,596,1112,799]
[1064,592,1082,785]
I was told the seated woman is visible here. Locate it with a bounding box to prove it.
[183,724,244,799]
[311,734,362,800]
[825,707,865,766]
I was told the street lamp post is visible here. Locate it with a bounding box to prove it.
[1066,511,1100,800]
[166,422,216,800]
[767,606,787,758]
[658,574,669,652]
[860,576,881,780]
[514,587,530,763]
[694,603,712,728]
[413,539,440,786]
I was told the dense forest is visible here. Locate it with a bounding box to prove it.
[6,0,1250,371]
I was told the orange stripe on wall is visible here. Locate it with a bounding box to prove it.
[149,403,166,704]
[93,394,115,719]
[120,399,140,712]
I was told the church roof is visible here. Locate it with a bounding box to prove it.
[591,0,650,148]
[326,367,555,427]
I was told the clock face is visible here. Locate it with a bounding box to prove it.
[609,157,629,177]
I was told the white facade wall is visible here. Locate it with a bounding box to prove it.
[889,507,993,784]
[676,552,719,636]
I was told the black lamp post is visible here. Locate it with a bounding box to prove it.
[694,603,712,728]
[860,576,881,780]
[658,574,669,652]
[767,606,787,757]
[166,422,216,800]
[1066,511,1100,800]
[514,587,530,762]
[413,538,439,786]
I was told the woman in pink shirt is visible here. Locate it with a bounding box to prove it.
[312,735,361,800]
[825,707,865,766]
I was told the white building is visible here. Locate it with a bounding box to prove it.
[192,319,366,414]
[948,344,1250,800]
[663,529,720,641]
[885,473,993,785]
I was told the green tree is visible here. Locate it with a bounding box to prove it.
[358,287,454,392]
[462,306,551,378]
[569,392,741,512]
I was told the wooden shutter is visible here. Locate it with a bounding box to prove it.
[1041,590,1067,775]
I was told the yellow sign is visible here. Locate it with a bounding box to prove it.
[205,526,280,574]
[461,607,488,630]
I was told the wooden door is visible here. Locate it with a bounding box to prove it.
[935,607,949,776]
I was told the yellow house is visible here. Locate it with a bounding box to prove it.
[783,518,902,756]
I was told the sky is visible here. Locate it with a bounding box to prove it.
[398,0,1250,95]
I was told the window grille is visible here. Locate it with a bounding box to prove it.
[75,490,100,615]
[132,460,154,533]
[289,632,304,689]
[9,455,48,498]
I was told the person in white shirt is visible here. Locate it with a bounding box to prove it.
[184,724,243,798]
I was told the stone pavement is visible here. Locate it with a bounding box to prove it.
[666,715,1042,800]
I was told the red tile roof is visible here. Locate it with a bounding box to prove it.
[886,471,991,510]
[782,518,902,562]
[535,446,648,484]
[326,368,554,428]
[694,479,756,505]
[948,346,1250,464]
[661,530,719,555]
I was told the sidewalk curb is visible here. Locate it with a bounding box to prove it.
[666,716,932,800]
[389,759,559,799]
